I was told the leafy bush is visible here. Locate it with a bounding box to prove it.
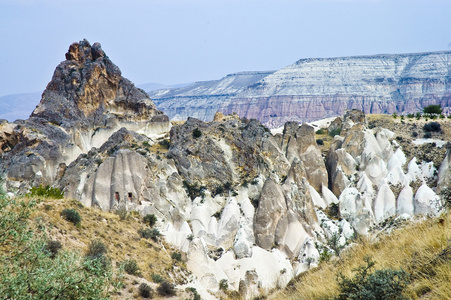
[423,104,442,115]
[45,240,62,258]
[335,256,410,300]
[116,207,128,221]
[123,259,139,275]
[86,239,108,258]
[316,139,324,145]
[186,287,201,300]
[157,281,176,297]
[183,180,206,200]
[392,112,398,118]
[219,279,228,291]
[142,141,150,147]
[143,214,157,227]
[171,252,182,262]
[316,128,325,134]
[61,208,81,225]
[28,185,64,199]
[0,191,111,298]
[138,228,161,242]
[423,122,441,132]
[192,128,202,138]
[329,128,342,137]
[139,283,153,298]
[151,273,163,283]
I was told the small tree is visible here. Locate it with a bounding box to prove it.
[423,104,442,115]
[143,214,157,227]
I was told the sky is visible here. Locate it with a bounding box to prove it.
[0,0,450,97]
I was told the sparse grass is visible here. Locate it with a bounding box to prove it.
[269,211,451,300]
[30,197,174,299]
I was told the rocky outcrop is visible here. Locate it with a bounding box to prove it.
[2,40,449,298]
[326,110,444,234]
[0,40,170,192]
[437,145,451,194]
[150,51,451,128]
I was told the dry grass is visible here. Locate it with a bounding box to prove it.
[269,211,451,300]
[30,197,187,299]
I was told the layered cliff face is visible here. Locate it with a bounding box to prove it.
[148,71,275,121]
[150,51,451,128]
[0,40,169,191]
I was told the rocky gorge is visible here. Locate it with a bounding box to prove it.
[1,41,450,299]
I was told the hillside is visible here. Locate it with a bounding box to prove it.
[269,209,451,300]
[1,40,451,299]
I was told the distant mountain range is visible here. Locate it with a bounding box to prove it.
[0,92,42,121]
[3,51,451,126]
[150,51,451,128]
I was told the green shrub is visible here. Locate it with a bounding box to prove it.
[219,279,228,291]
[423,122,441,132]
[158,139,171,149]
[116,207,128,221]
[186,287,201,300]
[123,259,139,275]
[143,214,157,227]
[392,112,398,119]
[319,248,332,263]
[171,252,182,262]
[423,104,442,115]
[28,185,64,199]
[45,240,62,258]
[316,128,325,134]
[0,190,111,298]
[335,256,410,300]
[183,180,206,200]
[142,141,150,147]
[192,128,202,138]
[316,139,324,145]
[157,281,176,297]
[151,273,163,283]
[329,128,342,137]
[86,239,108,258]
[138,228,161,242]
[61,209,81,225]
[139,283,153,298]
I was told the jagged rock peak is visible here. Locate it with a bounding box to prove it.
[31,39,167,127]
[65,40,106,63]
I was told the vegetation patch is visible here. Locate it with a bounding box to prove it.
[27,185,64,199]
[61,208,81,225]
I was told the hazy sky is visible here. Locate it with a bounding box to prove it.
[1,0,450,97]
